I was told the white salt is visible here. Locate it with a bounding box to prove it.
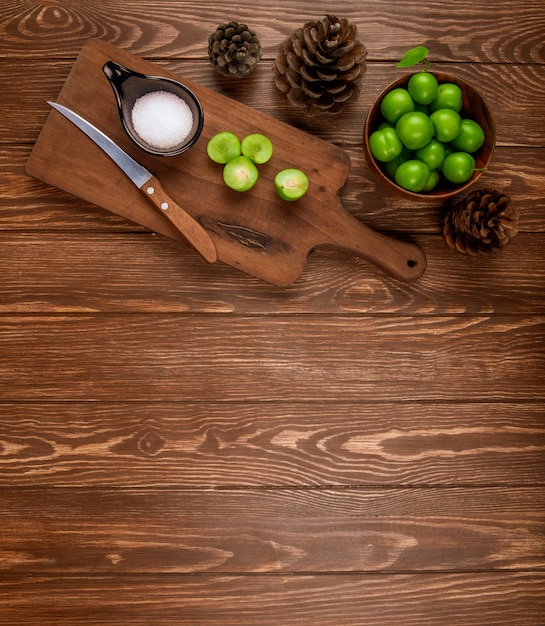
[131,90,194,150]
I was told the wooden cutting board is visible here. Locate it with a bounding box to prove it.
[27,38,426,285]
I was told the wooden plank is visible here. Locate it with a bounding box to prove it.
[0,233,543,314]
[0,0,543,64]
[0,145,135,231]
[1,487,544,574]
[6,147,545,237]
[3,60,544,147]
[1,572,543,625]
[3,144,544,234]
[0,315,542,402]
[0,402,543,487]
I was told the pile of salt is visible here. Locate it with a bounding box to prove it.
[131,90,194,150]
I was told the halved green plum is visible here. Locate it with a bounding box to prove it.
[241,133,274,164]
[223,155,259,191]
[274,168,309,201]
[207,132,241,164]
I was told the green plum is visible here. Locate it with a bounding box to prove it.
[394,159,430,192]
[275,169,309,201]
[223,155,259,191]
[369,127,404,162]
[380,88,415,124]
[415,139,446,170]
[395,111,434,150]
[241,133,274,164]
[429,108,462,143]
[450,119,485,153]
[442,152,475,184]
[423,168,440,192]
[408,72,439,105]
[207,131,241,164]
[382,147,413,179]
[430,83,463,112]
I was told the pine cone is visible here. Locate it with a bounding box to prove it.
[208,22,262,78]
[443,188,519,256]
[273,14,367,116]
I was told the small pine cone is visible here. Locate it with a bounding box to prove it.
[443,188,519,256]
[208,22,262,78]
[273,14,367,116]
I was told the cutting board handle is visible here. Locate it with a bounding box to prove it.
[320,200,426,282]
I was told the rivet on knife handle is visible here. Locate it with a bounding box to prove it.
[143,176,217,263]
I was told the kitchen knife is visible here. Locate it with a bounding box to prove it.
[48,101,217,264]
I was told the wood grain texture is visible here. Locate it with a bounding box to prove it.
[0,402,543,487]
[0,233,543,314]
[0,315,543,402]
[1,573,543,626]
[3,61,545,147]
[3,144,544,235]
[1,0,544,622]
[0,0,543,63]
[1,487,544,573]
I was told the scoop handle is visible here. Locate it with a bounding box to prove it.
[142,176,217,263]
[319,199,426,282]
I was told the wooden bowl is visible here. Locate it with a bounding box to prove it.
[363,72,496,201]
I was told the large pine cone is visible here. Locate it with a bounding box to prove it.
[208,22,262,78]
[273,14,367,115]
[443,188,519,256]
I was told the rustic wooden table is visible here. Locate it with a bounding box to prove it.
[1,1,544,624]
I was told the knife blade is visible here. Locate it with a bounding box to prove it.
[47,101,217,264]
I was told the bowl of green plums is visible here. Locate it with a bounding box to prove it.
[363,71,496,200]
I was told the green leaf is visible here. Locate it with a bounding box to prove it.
[396,46,430,68]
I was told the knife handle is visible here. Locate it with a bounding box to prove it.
[142,176,217,263]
